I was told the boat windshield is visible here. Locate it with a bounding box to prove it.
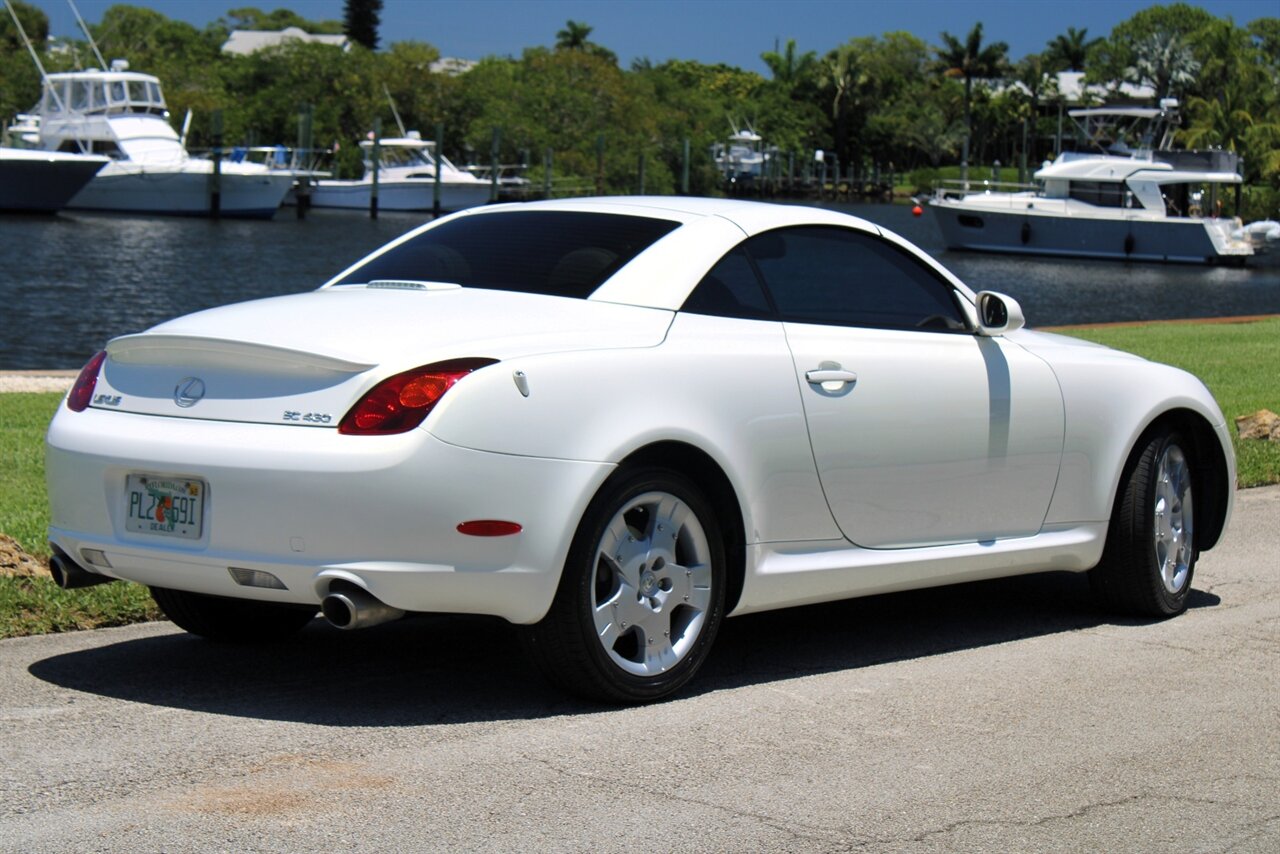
[42,77,167,117]
[376,146,432,168]
[332,211,680,299]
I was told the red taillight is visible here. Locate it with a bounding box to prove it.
[338,358,496,435]
[67,350,107,412]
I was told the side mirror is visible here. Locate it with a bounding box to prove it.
[975,291,1025,336]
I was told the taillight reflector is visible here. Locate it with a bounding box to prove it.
[339,358,496,435]
[67,350,107,412]
[457,520,523,537]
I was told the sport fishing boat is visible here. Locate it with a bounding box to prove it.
[308,133,491,212]
[928,100,1253,265]
[0,146,107,213]
[21,64,293,218]
[711,125,769,185]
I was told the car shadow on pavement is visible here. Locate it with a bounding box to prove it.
[28,571,1219,724]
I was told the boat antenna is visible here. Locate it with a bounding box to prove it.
[383,84,407,138]
[68,0,108,70]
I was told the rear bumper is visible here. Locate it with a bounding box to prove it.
[46,405,611,624]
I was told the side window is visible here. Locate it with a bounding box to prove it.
[680,246,775,320]
[746,226,968,332]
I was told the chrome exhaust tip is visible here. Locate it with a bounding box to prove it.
[321,586,405,631]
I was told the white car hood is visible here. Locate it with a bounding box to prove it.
[94,286,674,425]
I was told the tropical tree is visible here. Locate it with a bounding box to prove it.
[344,0,382,50]
[217,7,344,35]
[553,19,617,65]
[555,20,591,50]
[1128,32,1200,99]
[0,0,47,50]
[1044,27,1098,72]
[934,22,1008,180]
[0,0,48,129]
[761,39,817,97]
[1086,3,1215,99]
[820,41,865,167]
[1183,17,1280,184]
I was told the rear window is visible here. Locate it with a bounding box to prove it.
[334,210,680,298]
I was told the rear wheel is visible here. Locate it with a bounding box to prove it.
[150,587,317,642]
[1090,429,1197,617]
[523,468,726,703]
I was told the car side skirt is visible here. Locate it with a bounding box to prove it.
[732,523,1107,616]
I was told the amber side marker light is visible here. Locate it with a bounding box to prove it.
[457,520,523,537]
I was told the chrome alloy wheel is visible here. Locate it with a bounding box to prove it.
[590,490,714,677]
[1153,443,1194,595]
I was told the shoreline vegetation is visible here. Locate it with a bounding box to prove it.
[1,315,1276,639]
[2,3,1278,218]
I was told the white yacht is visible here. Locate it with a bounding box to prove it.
[928,101,1253,265]
[0,147,107,213]
[24,65,293,218]
[308,133,491,213]
[711,127,769,184]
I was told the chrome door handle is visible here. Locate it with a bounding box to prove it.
[805,369,858,385]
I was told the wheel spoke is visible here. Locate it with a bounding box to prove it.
[651,495,692,544]
[667,560,713,611]
[593,579,651,637]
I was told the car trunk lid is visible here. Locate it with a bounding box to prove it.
[90,285,673,426]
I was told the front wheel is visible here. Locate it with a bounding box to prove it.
[150,587,317,642]
[1090,429,1197,617]
[523,468,727,703]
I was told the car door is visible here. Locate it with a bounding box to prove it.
[744,225,1064,549]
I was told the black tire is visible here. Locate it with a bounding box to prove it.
[522,467,727,704]
[149,587,317,642]
[1089,429,1197,617]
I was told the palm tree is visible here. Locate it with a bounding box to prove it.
[1045,27,1098,72]
[1128,32,1200,100]
[820,43,867,168]
[556,20,592,51]
[761,39,817,94]
[935,23,1009,183]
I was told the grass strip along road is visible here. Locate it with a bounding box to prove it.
[1,317,1276,639]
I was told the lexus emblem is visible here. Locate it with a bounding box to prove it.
[174,377,206,408]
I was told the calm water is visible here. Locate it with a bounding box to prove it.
[1,202,1277,369]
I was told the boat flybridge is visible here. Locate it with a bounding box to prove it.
[928,100,1253,265]
[26,63,292,218]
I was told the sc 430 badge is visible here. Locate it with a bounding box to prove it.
[93,393,122,407]
[283,411,333,424]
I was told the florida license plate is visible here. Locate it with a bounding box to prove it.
[125,475,205,540]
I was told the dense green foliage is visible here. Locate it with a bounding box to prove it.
[1,2,1277,202]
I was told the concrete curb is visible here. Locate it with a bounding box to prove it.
[0,371,76,393]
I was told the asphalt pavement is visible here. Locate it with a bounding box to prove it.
[2,486,1277,852]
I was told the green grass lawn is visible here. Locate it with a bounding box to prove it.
[0,393,159,638]
[1,318,1275,638]
[0,393,61,556]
